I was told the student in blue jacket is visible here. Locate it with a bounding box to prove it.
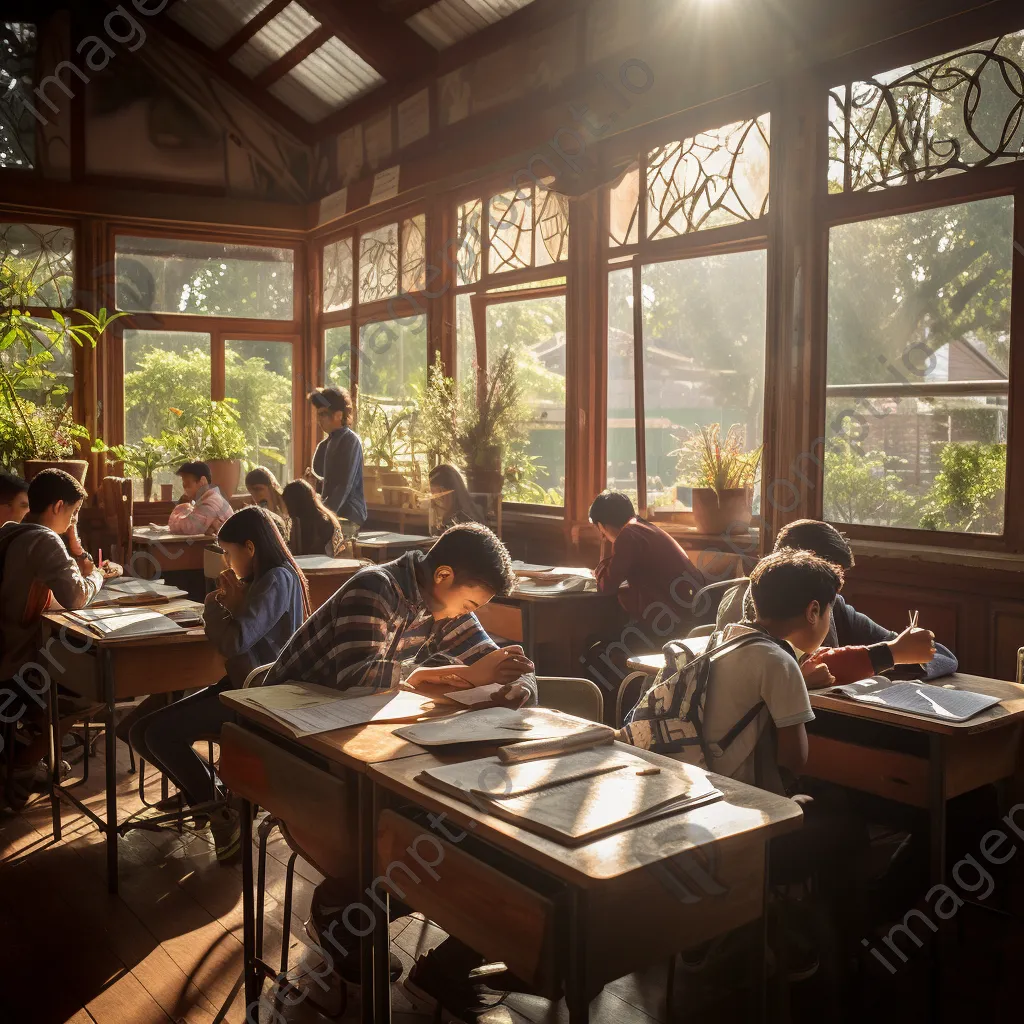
[305,386,366,541]
[129,507,309,861]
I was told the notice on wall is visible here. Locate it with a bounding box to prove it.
[369,166,401,205]
[317,186,348,226]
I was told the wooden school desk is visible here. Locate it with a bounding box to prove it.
[353,531,434,563]
[41,598,223,893]
[131,528,212,577]
[624,652,1024,886]
[293,555,363,610]
[219,691,802,1024]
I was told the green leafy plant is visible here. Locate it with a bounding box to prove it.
[671,422,763,493]
[918,442,1006,534]
[91,435,175,484]
[360,401,414,469]
[1,259,123,466]
[822,434,919,528]
[161,399,247,463]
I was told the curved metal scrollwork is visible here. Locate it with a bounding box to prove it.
[829,30,1024,192]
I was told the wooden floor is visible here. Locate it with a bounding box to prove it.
[2,737,1022,1024]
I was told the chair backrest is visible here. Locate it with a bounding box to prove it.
[615,670,652,728]
[99,476,134,564]
[536,676,604,723]
[243,663,275,688]
[691,576,750,627]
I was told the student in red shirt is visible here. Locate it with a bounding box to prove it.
[590,492,707,640]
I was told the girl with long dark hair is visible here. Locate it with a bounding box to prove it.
[428,464,484,536]
[283,478,345,557]
[129,507,308,860]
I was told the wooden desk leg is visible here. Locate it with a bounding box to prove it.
[358,774,376,1024]
[566,887,590,1024]
[102,651,119,894]
[928,734,947,1023]
[240,798,261,1018]
[759,843,770,1024]
[371,782,392,1024]
[47,663,62,842]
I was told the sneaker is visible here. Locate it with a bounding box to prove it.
[404,945,512,1023]
[303,910,402,984]
[208,807,241,863]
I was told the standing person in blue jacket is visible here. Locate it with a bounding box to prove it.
[305,385,366,543]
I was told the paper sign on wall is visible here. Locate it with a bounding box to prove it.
[369,166,401,205]
[318,187,348,226]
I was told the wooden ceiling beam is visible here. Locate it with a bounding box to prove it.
[253,25,334,88]
[301,0,438,81]
[216,0,292,57]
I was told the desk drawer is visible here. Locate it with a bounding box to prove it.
[376,809,557,996]
[805,735,929,808]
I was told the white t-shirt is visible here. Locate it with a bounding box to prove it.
[701,623,814,793]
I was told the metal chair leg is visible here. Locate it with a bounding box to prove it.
[281,851,299,977]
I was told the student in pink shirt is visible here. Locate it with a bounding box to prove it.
[168,462,234,535]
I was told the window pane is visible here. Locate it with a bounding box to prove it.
[1,223,74,306]
[486,296,567,506]
[641,251,767,511]
[359,315,427,407]
[535,186,569,267]
[456,293,476,386]
[647,114,770,239]
[489,189,533,274]
[123,330,211,500]
[609,167,640,247]
[401,215,427,294]
[456,200,482,285]
[829,28,1024,193]
[115,237,294,319]
[359,223,399,304]
[323,237,353,312]
[225,339,294,487]
[0,318,74,407]
[325,326,351,391]
[0,22,36,169]
[824,197,1013,534]
[607,269,638,503]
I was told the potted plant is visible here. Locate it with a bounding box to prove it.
[671,422,763,534]
[162,399,247,497]
[0,259,123,482]
[418,349,526,496]
[360,401,417,507]
[91,436,175,502]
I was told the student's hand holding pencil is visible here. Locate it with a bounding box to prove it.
[462,646,535,687]
[888,625,936,665]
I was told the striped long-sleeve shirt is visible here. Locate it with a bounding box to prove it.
[264,551,537,701]
[168,483,234,535]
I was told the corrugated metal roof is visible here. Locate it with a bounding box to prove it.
[168,0,275,50]
[268,37,385,122]
[408,0,538,50]
[230,2,322,77]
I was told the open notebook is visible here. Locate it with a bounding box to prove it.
[65,606,186,639]
[825,677,1000,722]
[418,747,722,845]
[91,579,189,606]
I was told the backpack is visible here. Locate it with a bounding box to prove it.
[622,627,786,769]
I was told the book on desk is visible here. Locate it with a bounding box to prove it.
[823,676,1001,721]
[65,606,187,639]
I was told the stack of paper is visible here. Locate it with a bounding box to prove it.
[395,706,612,750]
[92,579,189,606]
[66,606,185,639]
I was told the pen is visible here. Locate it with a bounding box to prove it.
[97,548,103,568]
[909,609,919,628]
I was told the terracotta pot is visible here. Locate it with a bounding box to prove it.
[691,487,753,535]
[22,459,89,485]
[206,458,241,498]
[160,483,174,501]
[466,446,503,495]
[142,477,154,503]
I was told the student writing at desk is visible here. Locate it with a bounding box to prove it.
[168,461,234,536]
[717,518,957,679]
[129,507,308,860]
[264,523,539,1019]
[0,470,122,807]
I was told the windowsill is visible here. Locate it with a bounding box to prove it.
[852,539,1024,572]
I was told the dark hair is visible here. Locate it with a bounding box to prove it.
[282,479,341,556]
[0,472,28,504]
[425,522,516,597]
[245,466,283,495]
[217,506,310,617]
[308,386,353,426]
[27,469,88,514]
[588,492,636,530]
[429,464,483,530]
[749,550,844,622]
[177,461,212,485]
[774,519,854,570]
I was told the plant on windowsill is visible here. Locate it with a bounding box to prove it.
[161,399,248,497]
[670,423,763,535]
[90,436,176,503]
[0,261,123,482]
[359,400,417,507]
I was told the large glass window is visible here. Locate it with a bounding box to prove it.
[115,236,294,319]
[1,223,74,307]
[359,315,428,408]
[607,268,638,504]
[0,23,36,170]
[824,196,1014,535]
[324,325,351,391]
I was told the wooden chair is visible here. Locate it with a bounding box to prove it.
[98,476,134,566]
[615,671,652,727]
[536,676,604,723]
[690,576,749,629]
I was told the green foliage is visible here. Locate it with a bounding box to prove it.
[0,259,123,466]
[502,452,562,505]
[822,434,919,528]
[91,436,175,481]
[671,422,762,493]
[162,399,247,463]
[918,442,1006,534]
[360,401,415,469]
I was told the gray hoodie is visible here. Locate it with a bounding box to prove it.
[0,521,103,681]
